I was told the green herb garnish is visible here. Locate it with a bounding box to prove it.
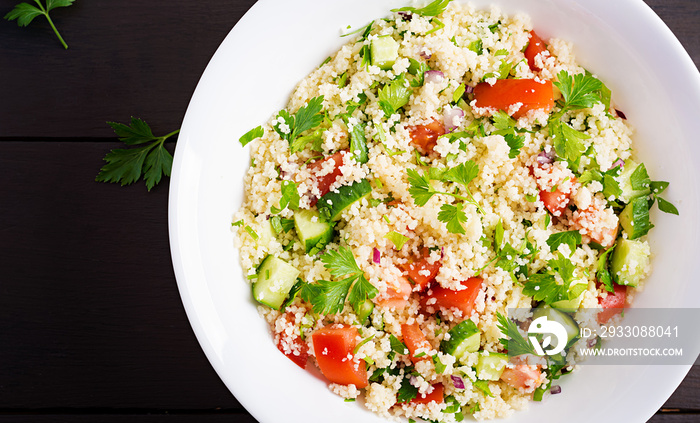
[4,0,74,49]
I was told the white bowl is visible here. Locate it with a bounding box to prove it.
[169,0,700,421]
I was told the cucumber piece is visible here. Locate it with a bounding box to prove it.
[317,179,372,221]
[371,35,399,70]
[253,255,300,310]
[532,305,579,345]
[618,161,651,203]
[619,197,654,240]
[550,282,586,311]
[610,239,650,287]
[475,352,508,381]
[441,320,480,364]
[293,209,334,255]
[354,298,375,324]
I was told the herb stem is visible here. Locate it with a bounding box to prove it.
[161,129,181,141]
[45,13,67,49]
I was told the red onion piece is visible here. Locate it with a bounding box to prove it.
[536,150,555,165]
[451,375,465,389]
[610,158,625,170]
[587,338,598,348]
[409,375,418,386]
[550,385,562,395]
[464,85,474,94]
[440,247,444,260]
[443,107,464,133]
[373,247,381,264]
[398,11,413,21]
[615,109,627,120]
[424,70,444,84]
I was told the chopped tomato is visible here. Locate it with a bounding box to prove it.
[375,276,412,310]
[473,79,554,119]
[312,325,368,388]
[307,151,345,206]
[597,283,627,324]
[400,322,432,364]
[400,247,441,292]
[524,31,548,71]
[572,204,619,248]
[500,365,543,393]
[275,332,308,369]
[539,188,571,217]
[408,119,445,155]
[421,277,483,318]
[409,383,444,404]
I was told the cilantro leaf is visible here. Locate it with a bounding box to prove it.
[656,197,679,215]
[239,126,264,147]
[349,122,369,163]
[391,0,452,16]
[378,75,412,116]
[596,246,616,293]
[546,231,582,255]
[504,133,524,159]
[443,160,479,186]
[554,70,604,110]
[96,118,178,191]
[271,180,300,214]
[407,168,436,206]
[438,203,467,234]
[5,0,74,49]
[496,313,537,357]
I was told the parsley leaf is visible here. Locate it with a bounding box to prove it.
[5,0,74,49]
[390,334,409,354]
[349,122,369,163]
[378,74,412,116]
[407,168,436,206]
[554,70,604,110]
[504,133,525,159]
[274,96,325,152]
[385,231,409,250]
[271,180,300,214]
[392,0,452,16]
[432,354,447,374]
[408,58,430,87]
[239,126,264,147]
[523,253,581,304]
[630,162,651,191]
[397,375,419,403]
[549,118,588,165]
[657,197,679,215]
[596,245,616,293]
[96,118,178,191]
[438,204,467,234]
[468,39,483,55]
[444,161,478,186]
[306,247,378,315]
[546,230,582,255]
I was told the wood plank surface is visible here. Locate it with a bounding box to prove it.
[0,0,698,422]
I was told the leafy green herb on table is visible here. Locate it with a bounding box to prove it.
[4,0,74,49]
[273,96,325,153]
[301,247,378,315]
[496,312,538,356]
[391,0,452,16]
[407,161,485,234]
[96,117,178,191]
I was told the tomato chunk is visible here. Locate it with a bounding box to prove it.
[307,151,345,206]
[400,247,441,292]
[473,79,554,119]
[276,333,308,369]
[539,188,571,217]
[524,31,548,71]
[408,119,445,155]
[597,283,627,324]
[312,325,368,387]
[400,322,432,364]
[421,278,483,318]
[409,383,444,404]
[375,276,412,310]
[500,365,543,393]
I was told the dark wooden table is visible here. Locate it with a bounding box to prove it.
[1,1,698,422]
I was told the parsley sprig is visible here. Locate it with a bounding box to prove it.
[522,253,586,305]
[96,118,178,191]
[301,247,378,315]
[630,163,679,215]
[273,96,325,153]
[4,0,74,49]
[407,161,485,234]
[392,0,452,17]
[378,74,412,116]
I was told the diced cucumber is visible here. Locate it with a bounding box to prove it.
[354,298,374,324]
[619,197,654,239]
[317,179,372,221]
[253,255,300,310]
[293,209,334,255]
[610,239,650,287]
[476,352,508,381]
[371,35,399,70]
[550,282,586,311]
[441,320,480,364]
[532,305,579,345]
[618,161,651,203]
